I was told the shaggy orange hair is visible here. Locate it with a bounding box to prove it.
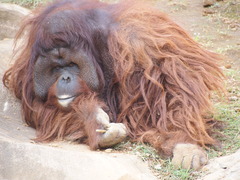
[3,0,224,156]
[108,1,224,155]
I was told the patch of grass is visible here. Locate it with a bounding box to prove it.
[2,0,50,8]
[213,102,240,153]
[2,0,120,8]
[114,142,195,179]
[159,160,193,180]
[224,68,240,81]
[208,68,240,158]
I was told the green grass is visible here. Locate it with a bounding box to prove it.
[114,142,195,179]
[224,68,240,81]
[2,0,119,8]
[210,102,240,155]
[210,68,240,157]
[2,0,50,8]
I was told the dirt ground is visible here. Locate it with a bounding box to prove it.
[155,0,240,70]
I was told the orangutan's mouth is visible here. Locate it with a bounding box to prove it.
[57,95,76,107]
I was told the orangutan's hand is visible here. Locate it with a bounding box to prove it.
[96,108,127,148]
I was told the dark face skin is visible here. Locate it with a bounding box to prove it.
[33,47,100,107]
[32,7,115,108]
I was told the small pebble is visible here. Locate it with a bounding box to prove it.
[203,9,216,15]
[105,148,113,153]
[203,0,215,7]
[154,164,162,170]
[229,96,238,101]
[224,64,232,69]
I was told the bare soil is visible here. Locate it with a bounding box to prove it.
[156,0,240,69]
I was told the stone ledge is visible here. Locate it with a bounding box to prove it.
[0,3,30,39]
[0,138,157,180]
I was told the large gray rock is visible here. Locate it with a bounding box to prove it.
[0,39,13,75]
[0,139,157,180]
[0,39,157,180]
[0,3,30,40]
[200,149,240,180]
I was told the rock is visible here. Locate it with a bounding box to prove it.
[0,3,30,40]
[203,0,215,7]
[0,139,157,180]
[0,39,14,74]
[105,148,113,153]
[154,164,162,170]
[229,96,238,101]
[200,149,240,180]
[224,64,232,69]
[203,9,216,15]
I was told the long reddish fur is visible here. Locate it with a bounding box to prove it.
[2,0,224,156]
